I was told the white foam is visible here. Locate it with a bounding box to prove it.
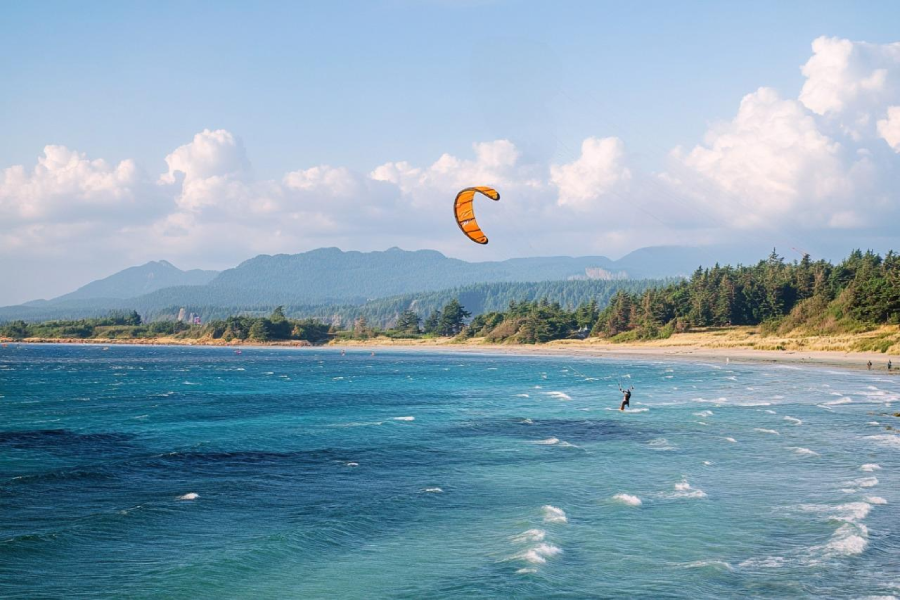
[533,438,559,445]
[703,461,713,466]
[865,496,887,505]
[683,560,733,570]
[824,397,853,405]
[624,407,649,413]
[850,476,879,488]
[392,416,415,421]
[866,434,900,449]
[423,487,443,493]
[515,394,530,398]
[544,391,572,401]
[867,421,881,426]
[697,422,708,426]
[670,479,707,499]
[648,438,676,451]
[724,437,737,443]
[542,505,567,523]
[861,463,881,472]
[612,493,642,506]
[764,409,777,414]
[789,447,819,457]
[783,416,802,425]
[177,492,199,501]
[753,427,781,435]
[803,501,876,557]
[754,428,780,435]
[520,418,534,424]
[511,529,546,544]
[824,523,869,556]
[694,410,713,417]
[517,543,562,564]
[515,568,538,574]
[346,462,359,467]
[738,556,785,569]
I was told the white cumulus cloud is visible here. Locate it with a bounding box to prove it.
[550,137,631,209]
[799,36,900,141]
[670,87,872,229]
[877,106,900,152]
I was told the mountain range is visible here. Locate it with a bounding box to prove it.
[0,245,761,323]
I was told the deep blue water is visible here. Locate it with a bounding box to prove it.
[1,344,898,598]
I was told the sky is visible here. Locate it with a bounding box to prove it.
[1,0,899,305]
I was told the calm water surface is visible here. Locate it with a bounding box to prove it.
[1,345,898,598]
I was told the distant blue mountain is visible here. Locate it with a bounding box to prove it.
[0,246,765,322]
[24,260,219,305]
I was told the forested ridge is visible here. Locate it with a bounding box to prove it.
[2,250,897,348]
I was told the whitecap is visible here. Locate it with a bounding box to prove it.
[724,437,737,443]
[867,421,881,426]
[824,397,852,405]
[544,391,572,401]
[789,447,819,457]
[517,543,562,564]
[422,487,443,493]
[346,462,359,467]
[670,479,707,499]
[624,407,649,413]
[515,568,538,574]
[738,556,785,569]
[783,416,802,425]
[177,492,199,501]
[542,505,567,523]
[392,416,415,421]
[754,428,780,435]
[511,529,546,544]
[515,394,530,398]
[683,560,733,571]
[612,493,642,506]
[520,418,533,424]
[648,438,675,451]
[849,476,879,488]
[703,461,713,466]
[865,496,887,505]
[861,464,881,472]
[694,410,713,417]
[865,434,900,450]
[533,438,559,445]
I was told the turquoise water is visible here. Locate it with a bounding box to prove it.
[1,345,898,598]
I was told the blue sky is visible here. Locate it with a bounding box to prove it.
[1,1,899,304]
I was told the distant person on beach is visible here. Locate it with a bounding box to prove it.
[889,360,893,372]
[619,385,633,411]
[867,360,873,370]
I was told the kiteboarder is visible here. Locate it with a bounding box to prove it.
[619,384,633,411]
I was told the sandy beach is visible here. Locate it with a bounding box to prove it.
[4,330,898,373]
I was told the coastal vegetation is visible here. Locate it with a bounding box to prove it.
[2,250,897,352]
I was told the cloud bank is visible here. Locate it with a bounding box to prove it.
[0,36,898,303]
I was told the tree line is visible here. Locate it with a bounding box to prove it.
[3,250,897,345]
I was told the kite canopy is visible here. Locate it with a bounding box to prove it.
[453,186,500,244]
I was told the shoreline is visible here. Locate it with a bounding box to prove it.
[3,336,897,374]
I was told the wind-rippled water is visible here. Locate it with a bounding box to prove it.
[1,345,898,598]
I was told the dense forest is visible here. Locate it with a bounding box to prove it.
[2,250,897,348]
[591,250,899,341]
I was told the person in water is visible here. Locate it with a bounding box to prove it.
[867,360,873,370]
[619,385,633,411]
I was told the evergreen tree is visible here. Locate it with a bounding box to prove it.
[438,299,471,336]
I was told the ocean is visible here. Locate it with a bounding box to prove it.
[1,344,898,598]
